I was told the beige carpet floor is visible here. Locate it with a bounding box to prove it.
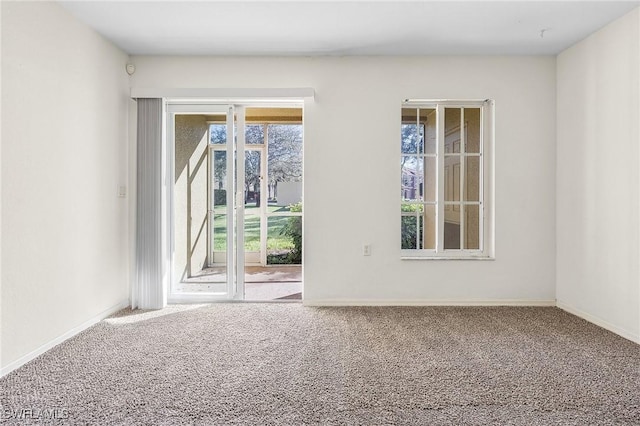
[1,305,639,425]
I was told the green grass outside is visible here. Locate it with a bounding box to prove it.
[213,205,294,215]
[213,205,297,252]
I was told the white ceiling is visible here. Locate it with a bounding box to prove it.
[59,1,639,56]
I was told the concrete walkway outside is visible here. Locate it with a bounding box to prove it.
[184,265,302,300]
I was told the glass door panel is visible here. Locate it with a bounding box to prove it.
[209,150,228,266]
[244,149,262,265]
[169,106,235,298]
[266,124,303,266]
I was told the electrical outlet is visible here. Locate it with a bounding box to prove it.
[118,185,127,198]
[363,244,371,256]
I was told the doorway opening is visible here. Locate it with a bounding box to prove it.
[169,104,303,302]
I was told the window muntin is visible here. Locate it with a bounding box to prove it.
[401,101,491,258]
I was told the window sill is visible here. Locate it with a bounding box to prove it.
[401,255,495,261]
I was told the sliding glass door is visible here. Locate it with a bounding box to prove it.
[167,103,303,302]
[168,104,239,300]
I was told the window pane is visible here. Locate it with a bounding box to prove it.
[401,204,422,249]
[423,204,436,250]
[465,156,480,202]
[244,149,262,252]
[401,203,424,213]
[212,151,227,208]
[444,208,461,249]
[401,108,436,154]
[401,108,421,154]
[400,204,435,250]
[401,107,417,124]
[424,156,436,202]
[444,156,460,201]
[268,124,303,206]
[210,124,227,144]
[246,124,264,144]
[401,214,422,249]
[465,108,481,153]
[445,108,461,153]
[244,150,261,208]
[401,120,421,155]
[243,215,260,251]
[464,205,480,250]
[401,156,423,201]
[420,108,436,154]
[213,214,227,252]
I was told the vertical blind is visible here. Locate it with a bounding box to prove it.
[133,98,164,309]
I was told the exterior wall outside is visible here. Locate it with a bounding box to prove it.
[1,2,130,368]
[174,115,209,282]
[130,55,557,304]
[277,181,302,207]
[556,7,640,341]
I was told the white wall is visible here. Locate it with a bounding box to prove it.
[556,8,640,342]
[1,2,130,370]
[131,55,557,304]
[0,1,4,372]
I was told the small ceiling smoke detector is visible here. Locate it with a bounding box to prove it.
[125,64,135,75]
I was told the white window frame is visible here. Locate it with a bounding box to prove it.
[401,99,494,260]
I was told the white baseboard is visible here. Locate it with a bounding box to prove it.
[0,299,130,378]
[556,301,640,344]
[303,299,556,307]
